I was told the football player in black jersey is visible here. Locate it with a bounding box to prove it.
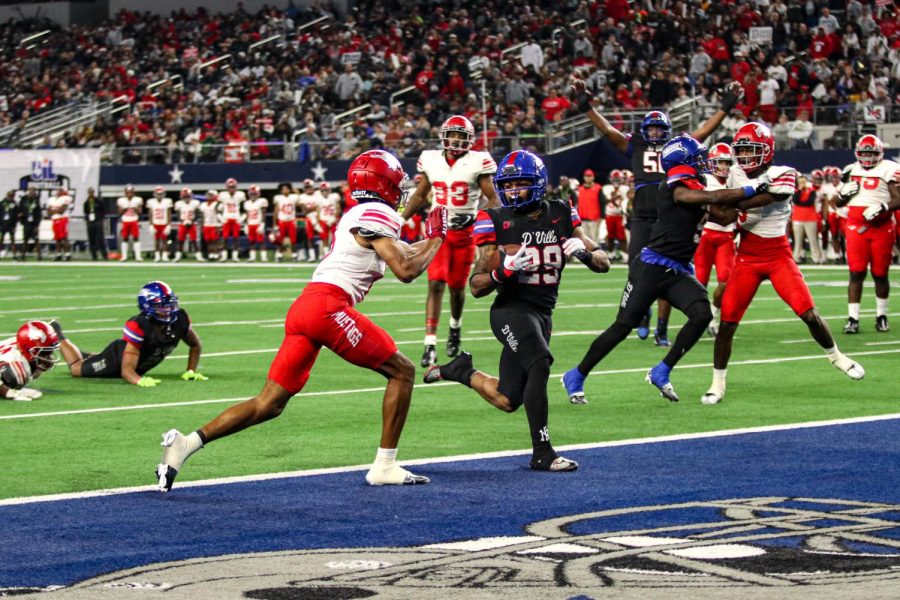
[424,150,610,471]
[54,281,207,386]
[570,79,743,346]
[561,135,768,403]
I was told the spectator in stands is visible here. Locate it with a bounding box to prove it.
[334,64,363,108]
[788,110,815,149]
[772,113,792,150]
[690,45,712,84]
[540,89,571,124]
[758,72,781,124]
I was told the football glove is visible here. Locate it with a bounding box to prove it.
[425,205,449,240]
[137,376,161,388]
[491,245,533,283]
[181,369,209,381]
[570,78,594,113]
[863,202,890,221]
[4,387,32,401]
[719,82,744,113]
[449,212,476,230]
[16,387,42,400]
[838,181,860,203]
[562,237,592,264]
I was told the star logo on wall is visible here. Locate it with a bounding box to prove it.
[168,165,184,184]
[311,161,327,181]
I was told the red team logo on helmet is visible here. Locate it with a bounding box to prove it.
[440,115,476,154]
[855,134,884,169]
[347,149,410,209]
[811,169,825,186]
[732,122,774,173]
[16,321,60,372]
[708,142,735,178]
[249,185,260,197]
[609,169,625,185]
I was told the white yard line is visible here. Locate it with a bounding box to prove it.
[1,411,898,507]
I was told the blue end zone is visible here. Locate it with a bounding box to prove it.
[2,419,899,588]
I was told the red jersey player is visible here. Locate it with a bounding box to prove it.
[156,150,449,491]
[836,134,900,334]
[402,115,499,366]
[693,142,737,336]
[703,123,864,405]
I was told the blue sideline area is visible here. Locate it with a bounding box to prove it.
[2,419,898,588]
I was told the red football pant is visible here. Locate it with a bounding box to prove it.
[605,215,626,242]
[694,229,736,286]
[121,221,139,240]
[827,213,846,238]
[277,221,297,245]
[720,232,815,323]
[428,228,476,288]
[305,219,329,240]
[203,226,219,242]
[178,224,197,242]
[247,224,264,244]
[152,224,169,240]
[52,217,69,241]
[222,220,241,239]
[845,219,895,277]
[268,283,398,394]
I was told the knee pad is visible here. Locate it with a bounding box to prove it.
[685,300,713,326]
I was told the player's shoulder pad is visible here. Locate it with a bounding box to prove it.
[353,203,402,239]
[767,166,797,195]
[417,149,440,173]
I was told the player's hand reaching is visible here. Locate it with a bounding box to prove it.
[570,78,594,113]
[449,213,476,230]
[562,237,593,264]
[863,202,889,221]
[838,181,860,203]
[137,376,161,388]
[719,82,744,113]
[181,369,209,382]
[425,205,448,240]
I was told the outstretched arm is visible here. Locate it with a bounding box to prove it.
[690,82,744,143]
[673,184,751,206]
[571,79,630,153]
[368,205,448,283]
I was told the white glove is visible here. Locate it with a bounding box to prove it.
[503,245,533,272]
[863,202,890,221]
[4,388,33,401]
[838,181,860,202]
[562,237,587,257]
[17,387,42,400]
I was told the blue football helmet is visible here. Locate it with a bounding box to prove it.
[493,150,548,213]
[660,134,710,174]
[138,281,180,323]
[640,110,672,144]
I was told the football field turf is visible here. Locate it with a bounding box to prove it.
[1,262,898,501]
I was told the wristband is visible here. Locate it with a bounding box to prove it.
[573,248,592,265]
[490,268,514,284]
[742,185,756,198]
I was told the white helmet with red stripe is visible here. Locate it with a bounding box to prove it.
[810,169,825,186]
[621,169,634,184]
[180,187,192,199]
[16,321,60,373]
[824,166,841,185]
[708,142,734,178]
[609,169,625,185]
[732,122,774,174]
[248,185,261,197]
[855,134,884,169]
[225,177,238,190]
[440,115,475,155]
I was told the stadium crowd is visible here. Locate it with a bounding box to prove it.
[1,1,899,162]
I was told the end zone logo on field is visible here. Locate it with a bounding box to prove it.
[66,497,900,597]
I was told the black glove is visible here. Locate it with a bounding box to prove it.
[450,212,476,229]
[570,79,594,113]
[720,83,743,113]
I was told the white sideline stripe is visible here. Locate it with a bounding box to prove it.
[2,411,899,507]
[5,348,900,423]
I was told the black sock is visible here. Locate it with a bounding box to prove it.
[656,318,668,336]
[662,304,710,368]
[195,429,209,445]
[577,320,631,375]
[522,359,553,455]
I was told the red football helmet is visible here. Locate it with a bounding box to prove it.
[249,185,260,197]
[732,122,774,173]
[180,187,192,199]
[855,134,884,168]
[609,169,625,185]
[810,169,824,186]
[225,177,238,189]
[16,321,59,373]
[708,142,734,178]
[347,149,409,209]
[440,115,475,155]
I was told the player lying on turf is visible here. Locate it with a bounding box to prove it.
[424,150,610,471]
[0,321,59,401]
[156,150,449,491]
[54,281,207,387]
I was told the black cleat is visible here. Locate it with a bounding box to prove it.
[843,317,860,334]
[423,351,475,386]
[876,315,889,332]
[530,453,578,472]
[420,344,436,367]
[446,327,461,358]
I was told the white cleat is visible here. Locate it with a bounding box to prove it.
[156,429,201,492]
[365,463,430,486]
[831,355,865,380]
[701,389,724,405]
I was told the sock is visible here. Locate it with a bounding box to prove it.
[449,317,462,329]
[711,368,727,392]
[849,303,860,320]
[193,429,208,446]
[656,318,668,335]
[876,297,888,317]
[424,334,437,346]
[373,447,398,466]
[522,359,553,456]
[711,305,720,320]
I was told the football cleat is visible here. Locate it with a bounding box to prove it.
[701,389,724,405]
[530,454,578,472]
[654,330,670,347]
[365,463,430,485]
[446,327,461,358]
[420,344,437,367]
[830,354,865,380]
[646,362,679,402]
[876,315,889,332]
[561,367,587,404]
[843,317,860,334]
[423,351,475,386]
[156,429,201,492]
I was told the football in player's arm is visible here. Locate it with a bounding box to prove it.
[55,281,206,386]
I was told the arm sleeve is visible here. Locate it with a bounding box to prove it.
[769,170,797,196]
[122,320,145,349]
[477,153,498,177]
[666,165,705,190]
[473,210,496,246]
[355,209,402,239]
[568,199,582,228]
